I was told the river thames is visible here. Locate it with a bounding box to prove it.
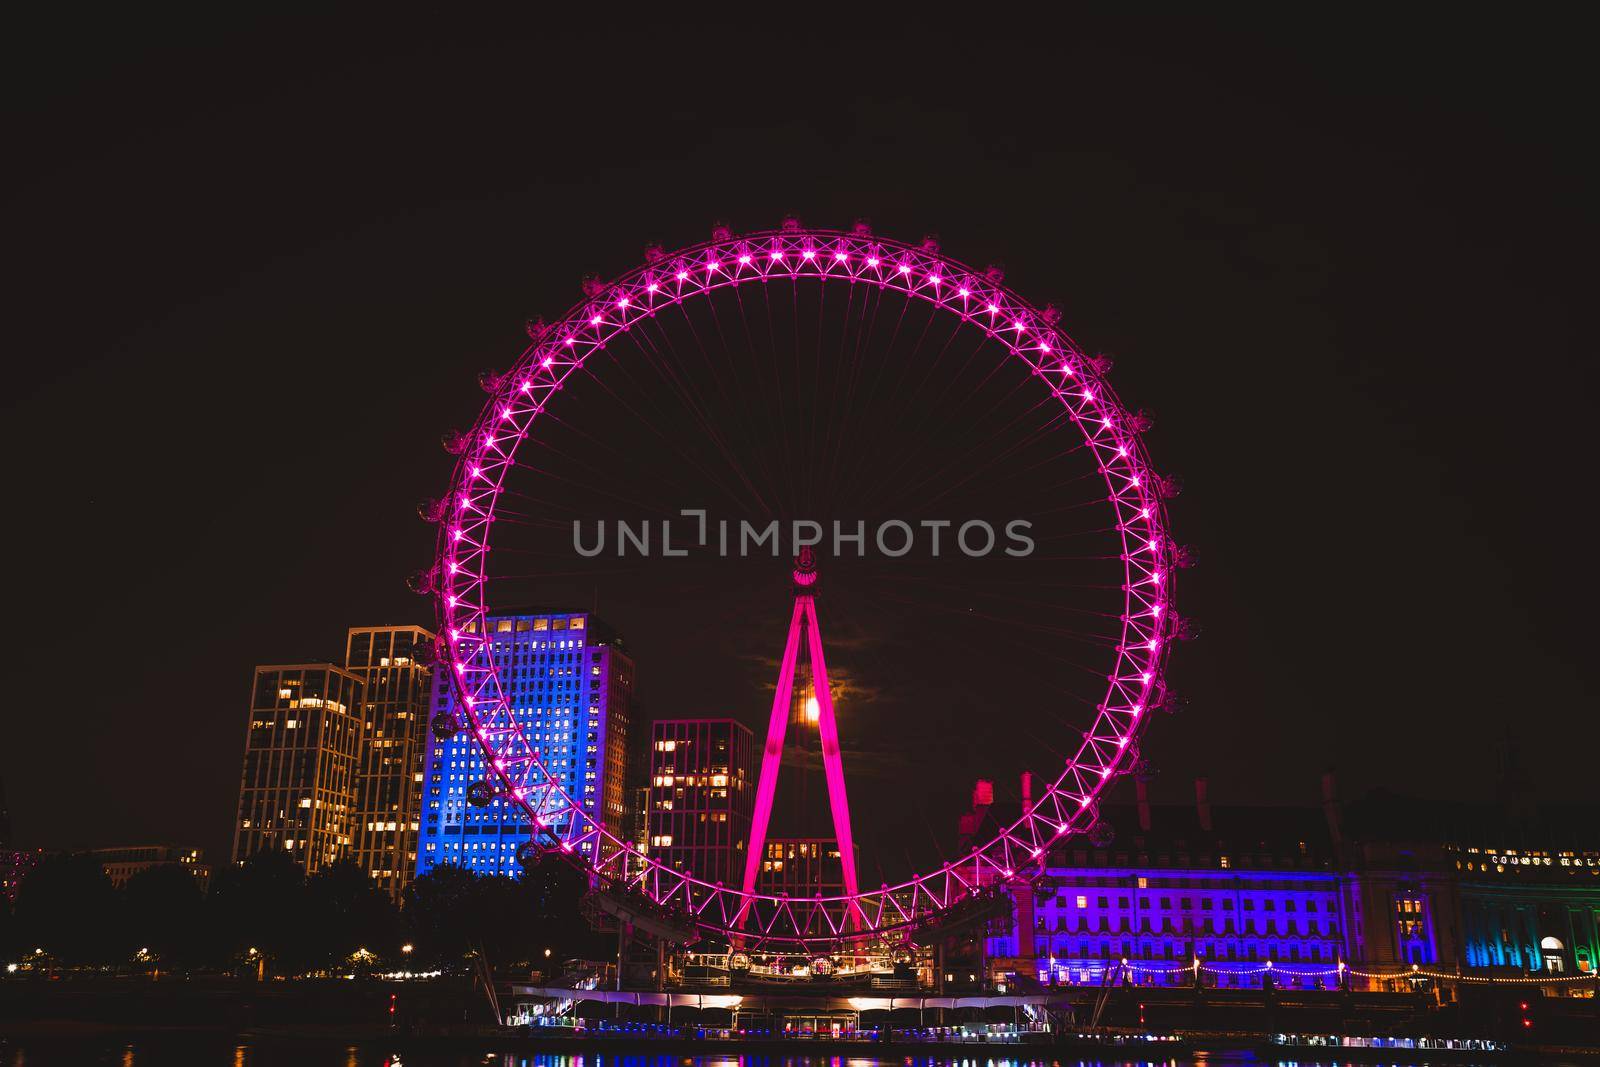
[0,1042,1549,1067]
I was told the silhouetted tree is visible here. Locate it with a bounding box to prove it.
[12,852,120,964]
[507,861,607,965]
[401,862,479,966]
[205,849,307,971]
[301,859,401,969]
[122,862,205,966]
[401,862,605,973]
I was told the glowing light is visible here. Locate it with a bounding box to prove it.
[430,226,1171,945]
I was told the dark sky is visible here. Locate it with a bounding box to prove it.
[5,11,1593,870]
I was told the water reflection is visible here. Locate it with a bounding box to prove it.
[0,1046,1510,1067]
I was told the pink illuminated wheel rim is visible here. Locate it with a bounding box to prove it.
[432,225,1178,949]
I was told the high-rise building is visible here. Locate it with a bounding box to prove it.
[344,625,435,898]
[755,837,847,898]
[233,664,364,875]
[646,718,755,885]
[417,611,633,879]
[90,845,211,891]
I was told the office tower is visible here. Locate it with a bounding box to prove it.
[233,664,364,875]
[755,837,847,898]
[417,611,633,878]
[344,624,435,898]
[646,718,755,885]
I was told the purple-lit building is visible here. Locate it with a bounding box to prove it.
[971,776,1350,989]
[646,718,754,886]
[964,771,1599,989]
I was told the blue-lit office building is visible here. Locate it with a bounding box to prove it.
[417,611,634,879]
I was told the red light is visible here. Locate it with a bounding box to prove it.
[1523,1019,1532,1028]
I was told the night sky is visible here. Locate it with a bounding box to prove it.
[6,11,1593,871]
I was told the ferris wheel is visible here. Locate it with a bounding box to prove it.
[422,220,1186,950]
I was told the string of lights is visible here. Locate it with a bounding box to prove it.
[1042,957,1599,984]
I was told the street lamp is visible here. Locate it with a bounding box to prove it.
[401,943,414,955]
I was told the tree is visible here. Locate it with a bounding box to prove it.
[401,862,605,973]
[204,849,307,971]
[300,859,400,969]
[11,852,121,965]
[401,862,480,967]
[122,863,205,966]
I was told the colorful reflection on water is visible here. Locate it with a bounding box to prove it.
[0,1043,1511,1067]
